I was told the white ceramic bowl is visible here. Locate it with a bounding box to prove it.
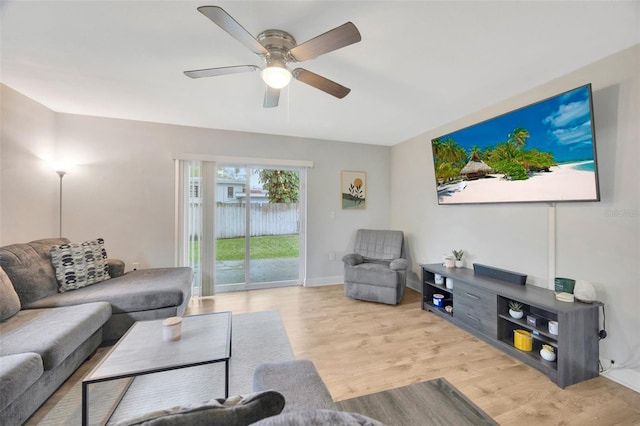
[540,348,556,362]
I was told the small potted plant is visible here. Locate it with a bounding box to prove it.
[508,301,524,319]
[540,344,556,361]
[452,250,464,268]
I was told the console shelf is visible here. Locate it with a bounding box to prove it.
[421,264,602,388]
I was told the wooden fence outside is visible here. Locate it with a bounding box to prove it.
[190,203,299,239]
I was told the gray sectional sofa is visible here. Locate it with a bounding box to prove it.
[0,238,193,426]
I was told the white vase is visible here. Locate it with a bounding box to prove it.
[455,260,463,268]
[509,309,524,319]
[540,348,556,362]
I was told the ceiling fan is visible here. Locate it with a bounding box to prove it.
[184,6,362,108]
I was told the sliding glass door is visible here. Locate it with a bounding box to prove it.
[215,165,303,292]
[178,159,307,297]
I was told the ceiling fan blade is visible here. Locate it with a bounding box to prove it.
[263,86,280,108]
[197,6,268,56]
[292,68,351,99]
[289,22,361,62]
[184,65,260,79]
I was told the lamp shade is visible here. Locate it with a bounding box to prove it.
[261,65,291,89]
[53,161,72,174]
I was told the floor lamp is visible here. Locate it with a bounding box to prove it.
[56,170,67,237]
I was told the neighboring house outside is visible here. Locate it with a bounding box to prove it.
[189,177,269,204]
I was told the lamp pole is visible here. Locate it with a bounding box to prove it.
[56,170,67,237]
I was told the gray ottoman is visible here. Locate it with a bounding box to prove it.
[253,360,336,413]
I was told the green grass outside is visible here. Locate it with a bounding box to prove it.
[190,234,299,262]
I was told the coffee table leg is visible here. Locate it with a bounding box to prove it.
[225,359,230,398]
[82,381,88,426]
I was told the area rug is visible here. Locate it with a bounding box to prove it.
[39,310,295,425]
[337,378,498,426]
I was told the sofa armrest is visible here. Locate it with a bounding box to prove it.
[341,253,363,266]
[107,259,125,278]
[389,258,408,271]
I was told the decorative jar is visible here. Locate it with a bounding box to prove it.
[540,346,556,362]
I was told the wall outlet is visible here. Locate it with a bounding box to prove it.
[132,262,139,271]
[329,252,336,261]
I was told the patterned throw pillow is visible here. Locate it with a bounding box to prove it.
[50,238,111,292]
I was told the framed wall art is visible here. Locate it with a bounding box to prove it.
[341,170,366,209]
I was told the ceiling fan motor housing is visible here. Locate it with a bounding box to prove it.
[257,29,298,65]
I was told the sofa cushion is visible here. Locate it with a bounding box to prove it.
[114,390,285,426]
[50,238,110,292]
[250,409,386,426]
[0,302,111,370]
[0,267,21,321]
[0,238,69,306]
[0,353,44,411]
[25,268,192,314]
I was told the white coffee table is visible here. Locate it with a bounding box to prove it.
[82,312,232,425]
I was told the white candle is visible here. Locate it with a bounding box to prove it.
[162,316,182,341]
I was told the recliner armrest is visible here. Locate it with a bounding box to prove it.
[389,258,408,271]
[341,253,363,266]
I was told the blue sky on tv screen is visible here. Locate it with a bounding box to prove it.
[438,85,595,163]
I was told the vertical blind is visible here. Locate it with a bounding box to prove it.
[177,160,217,297]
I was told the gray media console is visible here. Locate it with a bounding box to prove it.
[421,263,602,388]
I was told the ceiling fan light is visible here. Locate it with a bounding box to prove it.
[261,65,291,89]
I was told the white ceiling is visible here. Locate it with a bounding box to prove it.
[1,1,638,146]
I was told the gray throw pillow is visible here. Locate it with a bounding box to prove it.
[0,266,21,321]
[115,390,285,426]
[50,238,111,292]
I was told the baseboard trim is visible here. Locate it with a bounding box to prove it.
[406,276,421,293]
[304,276,343,287]
[602,368,640,393]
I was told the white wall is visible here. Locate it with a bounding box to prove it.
[0,84,391,284]
[0,86,59,242]
[391,45,640,392]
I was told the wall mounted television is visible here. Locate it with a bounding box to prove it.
[432,84,600,205]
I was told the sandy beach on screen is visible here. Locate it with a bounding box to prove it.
[438,162,598,204]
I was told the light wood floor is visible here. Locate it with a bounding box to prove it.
[186,285,640,426]
[28,285,639,425]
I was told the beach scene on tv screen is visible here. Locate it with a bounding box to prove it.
[433,85,599,204]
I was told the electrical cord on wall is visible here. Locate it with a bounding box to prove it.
[597,304,613,374]
[599,304,607,340]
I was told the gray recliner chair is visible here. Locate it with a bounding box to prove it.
[341,229,408,305]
